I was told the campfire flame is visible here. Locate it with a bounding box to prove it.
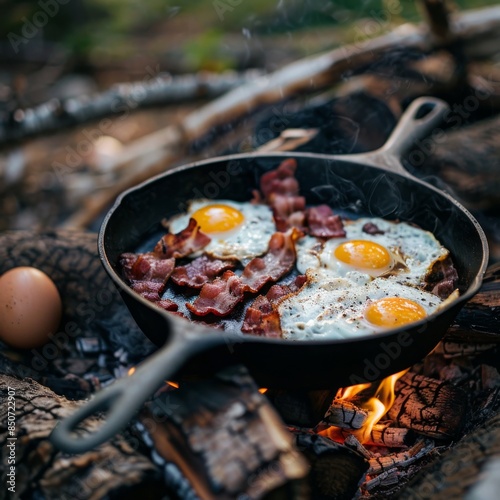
[326,369,408,444]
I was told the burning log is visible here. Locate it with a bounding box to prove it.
[388,371,467,439]
[367,438,435,475]
[294,433,369,500]
[324,399,369,430]
[136,365,309,499]
[0,374,161,498]
[368,423,416,449]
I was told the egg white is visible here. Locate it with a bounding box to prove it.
[278,270,443,341]
[168,199,276,261]
[296,217,449,286]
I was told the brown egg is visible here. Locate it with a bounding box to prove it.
[0,266,62,349]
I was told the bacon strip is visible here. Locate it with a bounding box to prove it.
[120,252,175,284]
[154,218,211,259]
[241,229,301,293]
[260,158,300,198]
[270,194,306,232]
[242,274,306,337]
[171,255,237,289]
[425,256,459,299]
[186,271,246,316]
[260,159,306,231]
[187,229,301,317]
[362,222,385,235]
[306,204,346,238]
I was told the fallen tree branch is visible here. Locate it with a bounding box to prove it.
[62,5,500,229]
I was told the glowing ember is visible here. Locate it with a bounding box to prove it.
[259,388,268,394]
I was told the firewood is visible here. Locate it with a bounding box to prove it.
[367,439,435,475]
[368,423,416,449]
[388,371,467,439]
[411,118,500,212]
[0,229,155,371]
[324,399,369,430]
[62,5,500,229]
[400,408,500,498]
[0,374,161,499]
[0,69,264,145]
[265,388,337,427]
[136,365,309,499]
[445,263,500,342]
[294,433,368,500]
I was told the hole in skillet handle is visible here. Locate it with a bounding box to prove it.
[414,102,437,120]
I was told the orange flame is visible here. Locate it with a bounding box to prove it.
[325,369,408,444]
[259,388,268,394]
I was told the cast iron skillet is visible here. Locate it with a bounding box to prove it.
[51,97,488,453]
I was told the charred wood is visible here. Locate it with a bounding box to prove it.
[408,119,500,212]
[400,408,500,498]
[0,374,162,499]
[324,399,368,430]
[136,365,309,499]
[294,433,368,500]
[445,263,500,342]
[388,371,467,439]
[266,388,337,428]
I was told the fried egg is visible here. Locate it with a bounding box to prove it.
[278,270,444,340]
[296,218,449,286]
[169,199,276,261]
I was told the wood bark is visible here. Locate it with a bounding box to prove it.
[388,371,467,439]
[400,410,500,498]
[294,433,368,500]
[136,365,309,499]
[0,374,162,500]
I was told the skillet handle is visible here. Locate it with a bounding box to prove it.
[50,324,222,454]
[349,96,449,175]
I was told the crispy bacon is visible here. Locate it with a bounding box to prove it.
[425,256,459,299]
[241,306,282,337]
[241,229,301,293]
[259,159,307,231]
[156,299,179,312]
[242,274,306,337]
[186,270,246,316]
[362,222,385,235]
[306,204,346,238]
[171,255,237,289]
[270,194,306,231]
[260,158,300,199]
[187,230,301,317]
[120,252,175,283]
[154,218,211,259]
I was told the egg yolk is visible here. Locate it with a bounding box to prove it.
[191,204,244,234]
[365,297,427,328]
[334,240,392,272]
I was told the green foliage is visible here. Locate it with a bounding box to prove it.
[2,0,499,67]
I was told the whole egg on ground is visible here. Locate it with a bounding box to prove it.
[168,199,276,261]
